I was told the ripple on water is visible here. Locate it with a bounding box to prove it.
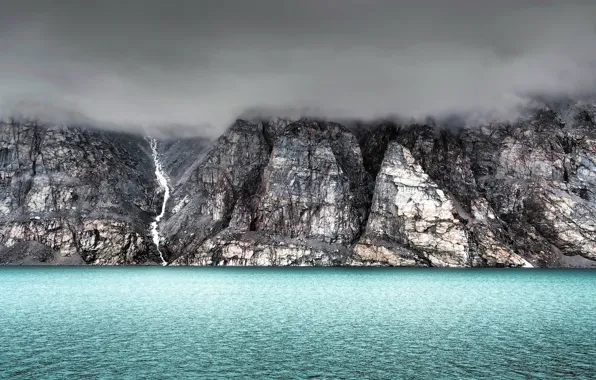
[0,268,595,379]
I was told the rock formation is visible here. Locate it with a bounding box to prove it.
[0,120,161,264]
[2,101,596,267]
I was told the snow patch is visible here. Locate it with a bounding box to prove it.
[521,258,534,268]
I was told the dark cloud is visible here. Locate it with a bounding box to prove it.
[1,0,595,135]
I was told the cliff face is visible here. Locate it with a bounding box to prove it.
[0,121,162,264]
[2,102,596,267]
[161,119,527,267]
[164,120,372,266]
[162,103,596,268]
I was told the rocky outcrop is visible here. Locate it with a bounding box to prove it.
[3,101,596,267]
[457,105,596,267]
[166,120,369,266]
[165,102,596,268]
[354,142,470,267]
[0,120,163,264]
[160,120,271,263]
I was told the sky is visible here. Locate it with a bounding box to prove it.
[1,0,595,136]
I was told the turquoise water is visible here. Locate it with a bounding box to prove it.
[1,268,595,379]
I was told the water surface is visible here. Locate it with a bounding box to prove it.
[1,268,595,379]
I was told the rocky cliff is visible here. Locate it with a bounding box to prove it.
[0,120,164,264]
[2,102,596,267]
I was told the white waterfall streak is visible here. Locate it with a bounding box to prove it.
[149,137,169,266]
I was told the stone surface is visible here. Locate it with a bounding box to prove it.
[361,142,469,266]
[0,120,162,264]
[3,102,596,267]
[160,120,271,263]
[167,120,369,266]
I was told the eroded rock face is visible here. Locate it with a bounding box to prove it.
[358,142,470,267]
[160,120,271,262]
[3,102,596,267]
[253,123,367,244]
[458,105,596,267]
[167,120,369,266]
[0,121,162,265]
[165,103,596,268]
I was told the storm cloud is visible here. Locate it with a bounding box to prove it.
[1,0,595,135]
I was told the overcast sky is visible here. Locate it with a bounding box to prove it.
[1,0,595,135]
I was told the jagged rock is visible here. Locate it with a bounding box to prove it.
[165,102,596,267]
[0,120,161,265]
[253,122,366,243]
[167,120,370,265]
[0,241,84,265]
[358,142,470,267]
[388,126,529,267]
[170,231,348,266]
[350,239,421,266]
[458,105,596,266]
[527,184,596,260]
[467,199,527,267]
[3,101,596,267]
[161,120,271,261]
[158,137,211,187]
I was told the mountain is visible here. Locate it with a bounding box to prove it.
[0,120,162,264]
[2,102,596,267]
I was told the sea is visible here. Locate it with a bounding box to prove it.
[0,267,595,379]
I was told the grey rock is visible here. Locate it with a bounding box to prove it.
[0,120,161,265]
[3,101,596,267]
[161,120,271,263]
[166,104,596,267]
[0,241,84,265]
[356,142,470,267]
[168,120,368,266]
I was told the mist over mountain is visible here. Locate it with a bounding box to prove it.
[1,0,596,136]
[2,102,596,267]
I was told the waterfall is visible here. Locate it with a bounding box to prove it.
[148,137,169,266]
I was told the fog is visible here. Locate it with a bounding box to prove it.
[1,0,595,136]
